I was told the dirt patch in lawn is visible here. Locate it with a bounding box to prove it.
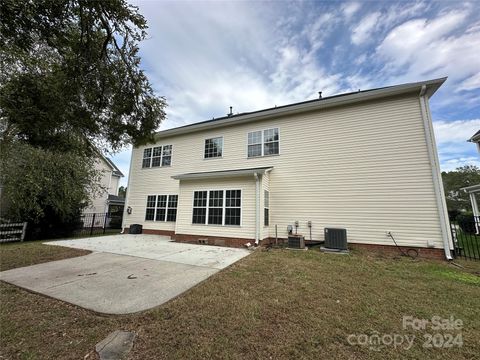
[1,243,479,359]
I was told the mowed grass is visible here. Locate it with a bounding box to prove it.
[0,242,479,359]
[0,241,91,271]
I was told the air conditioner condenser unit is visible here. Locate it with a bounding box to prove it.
[324,228,347,250]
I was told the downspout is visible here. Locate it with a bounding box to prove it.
[254,172,261,245]
[120,146,135,234]
[419,85,453,260]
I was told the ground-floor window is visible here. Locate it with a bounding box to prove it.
[145,194,178,222]
[192,190,241,226]
[264,190,269,226]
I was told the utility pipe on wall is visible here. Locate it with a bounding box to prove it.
[254,172,261,245]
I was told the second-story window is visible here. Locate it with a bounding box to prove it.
[248,128,279,157]
[162,145,172,166]
[142,148,152,168]
[204,137,223,158]
[152,146,162,167]
[142,145,173,168]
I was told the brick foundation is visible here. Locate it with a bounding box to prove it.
[262,237,447,260]
[124,229,447,260]
[348,243,446,260]
[174,233,254,248]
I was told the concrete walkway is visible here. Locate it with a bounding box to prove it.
[0,235,250,314]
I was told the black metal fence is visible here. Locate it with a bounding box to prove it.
[73,212,123,237]
[449,216,480,261]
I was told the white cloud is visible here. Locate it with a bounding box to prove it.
[342,2,361,19]
[376,10,479,82]
[433,119,480,144]
[440,157,480,172]
[433,119,480,171]
[457,72,480,92]
[351,12,381,45]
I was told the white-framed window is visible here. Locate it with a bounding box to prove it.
[225,190,241,226]
[145,195,156,220]
[145,194,178,222]
[142,148,152,168]
[162,145,172,166]
[142,145,173,168]
[151,146,162,167]
[192,191,207,224]
[204,137,223,158]
[155,195,167,221]
[192,190,241,226]
[167,195,178,221]
[264,190,269,226]
[247,128,279,157]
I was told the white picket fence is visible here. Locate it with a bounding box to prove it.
[0,222,27,243]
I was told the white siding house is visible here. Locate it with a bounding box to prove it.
[123,78,453,259]
[462,130,480,232]
[84,155,124,214]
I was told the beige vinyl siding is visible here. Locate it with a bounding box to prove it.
[175,177,255,239]
[125,92,443,248]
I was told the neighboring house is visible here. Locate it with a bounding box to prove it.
[461,130,480,233]
[123,78,453,259]
[85,154,125,214]
[468,129,480,152]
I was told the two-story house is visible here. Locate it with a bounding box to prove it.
[122,78,453,259]
[84,154,125,214]
[468,130,480,152]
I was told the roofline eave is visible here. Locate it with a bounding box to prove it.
[153,77,447,140]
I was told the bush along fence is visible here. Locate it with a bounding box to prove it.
[449,215,480,261]
[73,212,123,237]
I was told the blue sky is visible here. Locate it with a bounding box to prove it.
[112,0,480,186]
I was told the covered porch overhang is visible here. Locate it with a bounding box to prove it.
[171,166,273,181]
[172,167,273,245]
[461,184,480,234]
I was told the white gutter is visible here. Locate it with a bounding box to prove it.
[419,85,453,260]
[254,172,261,245]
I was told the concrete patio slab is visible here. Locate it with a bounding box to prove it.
[0,234,250,314]
[45,234,249,270]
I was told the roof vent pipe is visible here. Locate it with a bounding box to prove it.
[318,91,322,99]
[227,106,233,117]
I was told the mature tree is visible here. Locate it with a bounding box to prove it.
[442,165,480,213]
[0,0,166,154]
[0,0,164,237]
[0,142,103,238]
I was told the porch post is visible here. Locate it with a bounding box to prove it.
[470,192,479,234]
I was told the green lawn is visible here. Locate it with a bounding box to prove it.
[1,241,479,359]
